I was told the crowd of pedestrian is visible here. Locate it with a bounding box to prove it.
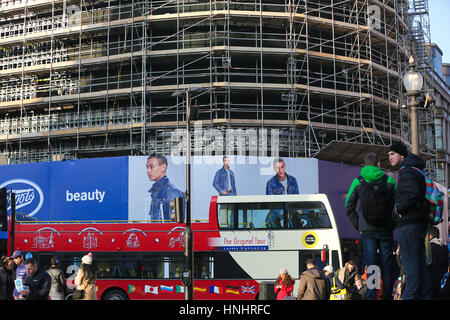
[0,250,97,300]
[275,142,449,301]
[344,143,449,300]
[276,254,448,301]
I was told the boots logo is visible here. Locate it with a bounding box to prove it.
[0,179,44,217]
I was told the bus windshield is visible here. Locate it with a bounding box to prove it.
[217,201,332,230]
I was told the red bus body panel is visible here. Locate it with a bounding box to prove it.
[9,196,260,300]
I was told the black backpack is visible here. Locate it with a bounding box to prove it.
[357,175,392,227]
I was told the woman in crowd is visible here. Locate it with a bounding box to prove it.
[74,252,97,300]
[274,267,295,300]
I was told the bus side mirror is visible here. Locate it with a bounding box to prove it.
[170,197,184,223]
[0,188,7,231]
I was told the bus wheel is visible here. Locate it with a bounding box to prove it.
[103,289,128,300]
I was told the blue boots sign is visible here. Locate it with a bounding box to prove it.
[0,157,128,221]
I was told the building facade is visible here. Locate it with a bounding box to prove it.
[424,43,450,196]
[0,0,418,167]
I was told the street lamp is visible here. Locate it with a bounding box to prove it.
[171,86,205,300]
[403,56,424,155]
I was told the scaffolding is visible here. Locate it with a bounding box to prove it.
[0,0,430,166]
[406,0,431,68]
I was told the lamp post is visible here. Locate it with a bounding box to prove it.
[403,56,424,155]
[171,86,204,300]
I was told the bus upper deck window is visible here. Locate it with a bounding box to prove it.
[218,204,234,229]
[218,201,331,230]
[288,202,332,229]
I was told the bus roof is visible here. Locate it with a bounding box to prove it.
[215,194,330,204]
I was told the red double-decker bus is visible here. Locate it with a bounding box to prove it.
[8,194,342,300]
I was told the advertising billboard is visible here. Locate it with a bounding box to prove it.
[0,156,319,222]
[129,156,319,222]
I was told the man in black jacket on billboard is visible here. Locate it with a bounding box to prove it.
[388,141,430,300]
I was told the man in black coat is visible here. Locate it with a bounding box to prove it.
[388,141,430,300]
[20,258,51,300]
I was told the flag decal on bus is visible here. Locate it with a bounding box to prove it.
[176,285,184,293]
[241,286,256,294]
[225,285,240,295]
[144,285,158,294]
[209,285,223,294]
[160,285,174,292]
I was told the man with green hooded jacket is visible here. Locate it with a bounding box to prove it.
[345,152,396,300]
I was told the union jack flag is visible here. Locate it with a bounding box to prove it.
[241,285,255,294]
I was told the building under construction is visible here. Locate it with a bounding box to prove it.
[0,0,436,170]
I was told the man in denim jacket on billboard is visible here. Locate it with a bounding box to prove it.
[213,156,237,196]
[266,158,299,195]
[147,155,185,222]
[265,158,299,228]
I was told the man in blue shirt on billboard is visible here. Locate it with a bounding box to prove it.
[212,156,237,196]
[147,155,185,222]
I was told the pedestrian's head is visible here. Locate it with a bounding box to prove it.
[25,258,38,276]
[2,257,14,271]
[430,226,440,240]
[277,267,294,287]
[273,158,286,180]
[364,152,380,167]
[323,265,333,276]
[11,250,24,266]
[346,260,356,273]
[305,259,315,269]
[279,267,289,278]
[50,257,59,266]
[81,252,93,265]
[146,155,168,181]
[388,142,408,168]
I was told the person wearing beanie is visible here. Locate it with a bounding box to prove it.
[323,265,334,290]
[74,253,97,300]
[274,267,295,300]
[388,141,408,159]
[388,141,430,300]
[81,253,93,265]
